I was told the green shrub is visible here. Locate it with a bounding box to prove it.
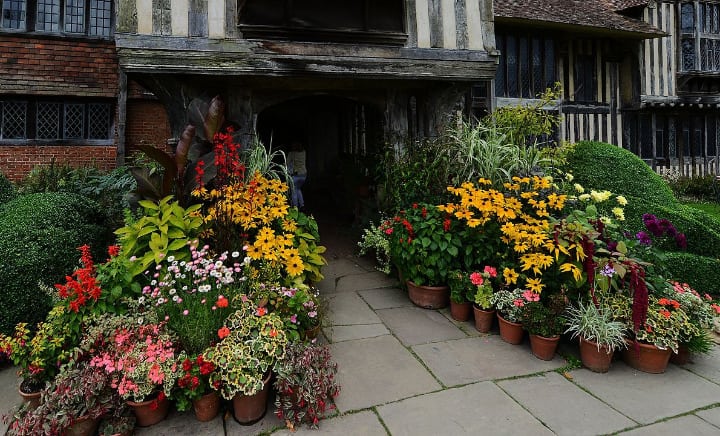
[0,172,15,206]
[662,252,720,296]
[622,195,720,258]
[0,193,111,334]
[666,174,716,202]
[565,141,676,206]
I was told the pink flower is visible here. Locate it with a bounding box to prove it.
[183,310,189,316]
[522,290,540,302]
[513,299,524,307]
[470,272,484,286]
[290,314,298,324]
[484,266,497,278]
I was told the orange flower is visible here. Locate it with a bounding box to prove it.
[256,307,267,316]
[660,310,671,319]
[217,326,230,339]
[269,329,278,338]
[216,296,228,308]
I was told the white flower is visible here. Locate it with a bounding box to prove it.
[574,183,584,193]
[169,288,177,295]
[231,251,240,258]
[172,295,179,302]
[167,255,175,262]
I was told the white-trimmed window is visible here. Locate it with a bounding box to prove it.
[681,1,720,72]
[1,0,112,37]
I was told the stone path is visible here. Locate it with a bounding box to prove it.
[2,253,720,435]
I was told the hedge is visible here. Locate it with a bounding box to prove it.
[662,252,720,296]
[0,172,14,206]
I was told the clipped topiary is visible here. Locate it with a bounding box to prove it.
[662,252,720,297]
[0,172,15,206]
[0,193,110,334]
[565,141,676,206]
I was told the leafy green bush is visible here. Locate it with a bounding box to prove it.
[662,252,720,297]
[0,172,15,206]
[564,141,676,206]
[0,193,111,334]
[666,174,716,202]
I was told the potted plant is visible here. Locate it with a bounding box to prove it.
[89,319,185,426]
[389,203,462,309]
[521,293,567,361]
[175,353,220,422]
[6,362,123,436]
[664,281,717,364]
[259,285,322,342]
[204,296,288,424]
[471,267,498,333]
[357,220,392,275]
[447,270,473,322]
[564,299,627,372]
[490,288,527,344]
[274,341,341,430]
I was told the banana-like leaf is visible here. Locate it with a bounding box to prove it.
[204,95,225,140]
[175,124,196,177]
[135,142,178,197]
[129,167,163,200]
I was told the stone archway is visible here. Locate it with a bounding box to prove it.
[256,95,383,221]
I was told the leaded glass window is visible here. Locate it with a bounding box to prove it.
[63,103,84,139]
[64,0,85,33]
[0,101,27,140]
[680,2,720,72]
[1,0,26,29]
[89,0,112,36]
[36,0,61,32]
[495,33,556,99]
[36,102,60,139]
[87,103,110,139]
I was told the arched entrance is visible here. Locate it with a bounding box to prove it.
[256,96,383,225]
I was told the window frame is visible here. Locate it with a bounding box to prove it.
[0,98,114,145]
[679,1,720,73]
[0,0,113,38]
[495,33,557,99]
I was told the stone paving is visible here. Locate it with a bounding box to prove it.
[2,253,720,435]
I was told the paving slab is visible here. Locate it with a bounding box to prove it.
[0,366,19,434]
[274,411,387,435]
[224,405,285,435]
[570,362,720,424]
[323,324,390,343]
[134,409,225,435]
[358,288,413,310]
[330,335,440,412]
[377,307,467,346]
[618,414,720,436]
[497,372,636,435]
[377,381,553,436]
[412,336,564,387]
[683,346,720,385]
[696,406,720,429]
[326,293,381,326]
[437,308,485,337]
[335,272,399,293]
[321,258,371,281]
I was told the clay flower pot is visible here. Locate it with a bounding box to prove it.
[669,344,691,365]
[622,340,671,374]
[579,337,614,373]
[529,334,560,361]
[232,372,272,425]
[127,394,170,427]
[497,313,524,344]
[450,300,472,321]
[473,305,495,333]
[18,389,41,410]
[65,416,100,436]
[192,391,220,422]
[406,280,449,309]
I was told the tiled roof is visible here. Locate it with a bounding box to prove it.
[608,0,650,11]
[494,0,664,38]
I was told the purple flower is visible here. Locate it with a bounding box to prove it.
[675,233,687,249]
[607,241,618,252]
[600,264,615,277]
[290,314,298,324]
[636,231,652,246]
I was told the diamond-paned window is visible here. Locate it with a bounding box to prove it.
[88,103,111,139]
[36,0,61,32]
[1,101,28,140]
[37,102,60,139]
[89,0,112,36]
[64,0,85,33]
[63,103,85,139]
[1,0,26,29]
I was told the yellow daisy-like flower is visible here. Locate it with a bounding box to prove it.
[612,207,625,221]
[255,227,276,251]
[503,268,519,285]
[246,244,262,259]
[616,195,628,206]
[574,183,584,193]
[559,263,584,282]
[525,277,545,293]
[281,219,298,233]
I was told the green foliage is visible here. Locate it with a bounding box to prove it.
[662,252,720,297]
[0,193,110,334]
[285,208,327,287]
[521,295,567,337]
[564,141,676,206]
[666,174,716,201]
[357,221,392,275]
[114,196,205,276]
[0,172,15,206]
[243,139,290,184]
[564,299,628,351]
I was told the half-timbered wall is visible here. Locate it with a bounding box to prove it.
[641,1,678,97]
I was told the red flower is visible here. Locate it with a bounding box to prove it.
[217,327,230,339]
[659,310,671,319]
[443,218,451,232]
[256,307,267,316]
[107,245,120,258]
[182,358,192,372]
[216,296,228,308]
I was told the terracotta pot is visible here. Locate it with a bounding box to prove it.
[232,372,272,425]
[473,306,495,333]
[127,395,170,427]
[529,334,560,361]
[450,300,472,321]
[304,324,321,340]
[670,344,691,365]
[192,391,220,422]
[497,313,524,344]
[66,416,100,436]
[579,337,614,373]
[622,340,671,374]
[406,280,449,309]
[18,389,41,410]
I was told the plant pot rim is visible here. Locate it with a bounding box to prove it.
[497,312,521,326]
[580,336,616,352]
[406,280,448,290]
[473,304,494,312]
[529,333,560,340]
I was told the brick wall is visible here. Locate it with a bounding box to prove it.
[0,146,117,182]
[0,34,118,97]
[125,99,173,157]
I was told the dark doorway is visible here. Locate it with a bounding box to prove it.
[255,95,383,228]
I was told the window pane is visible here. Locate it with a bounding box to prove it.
[65,0,85,33]
[655,115,665,158]
[695,117,704,156]
[1,101,27,139]
[640,114,653,159]
[682,38,696,70]
[544,39,556,89]
[575,55,595,102]
[64,104,85,139]
[367,0,403,32]
[36,0,60,32]
[519,36,531,98]
[89,0,112,36]
[88,103,111,139]
[240,0,286,26]
[701,38,709,70]
[681,2,695,32]
[668,117,677,158]
[1,0,26,29]
[37,102,60,139]
[532,37,543,96]
[707,117,716,156]
[292,0,364,29]
[495,35,506,97]
[506,35,518,97]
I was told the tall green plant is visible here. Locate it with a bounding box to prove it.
[243,138,290,184]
